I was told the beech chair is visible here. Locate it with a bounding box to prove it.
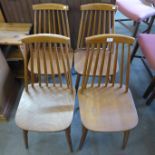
[137,33,155,105]
[116,0,155,37]
[33,3,70,36]
[74,3,117,91]
[15,34,75,151]
[78,34,138,150]
[30,3,73,75]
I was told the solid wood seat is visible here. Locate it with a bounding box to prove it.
[79,84,138,132]
[28,48,73,75]
[74,49,119,75]
[78,34,138,150]
[15,34,74,151]
[15,83,75,132]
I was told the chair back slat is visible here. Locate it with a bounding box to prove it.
[105,42,113,87]
[21,34,72,91]
[48,43,56,86]
[91,44,100,87]
[54,44,62,87]
[77,3,117,49]
[98,43,107,87]
[43,43,48,86]
[29,44,35,87]
[33,3,70,36]
[81,34,135,93]
[126,45,131,92]
[112,43,119,86]
[119,43,124,88]
[37,43,41,86]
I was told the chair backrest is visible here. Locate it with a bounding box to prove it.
[0,9,5,22]
[33,3,70,37]
[81,34,134,93]
[21,34,73,92]
[77,3,117,49]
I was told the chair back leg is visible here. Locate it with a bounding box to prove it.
[65,126,73,152]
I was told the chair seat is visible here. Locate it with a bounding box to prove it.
[74,49,119,75]
[138,33,155,70]
[78,84,138,132]
[116,0,155,22]
[15,84,75,132]
[28,48,73,74]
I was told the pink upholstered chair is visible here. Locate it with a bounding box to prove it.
[116,0,155,37]
[138,33,155,105]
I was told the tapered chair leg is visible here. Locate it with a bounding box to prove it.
[131,41,139,63]
[23,130,28,149]
[122,130,130,150]
[75,74,81,93]
[78,126,88,150]
[65,126,73,152]
[143,78,155,98]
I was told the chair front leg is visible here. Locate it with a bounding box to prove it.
[23,130,28,149]
[75,74,81,93]
[65,126,73,152]
[122,130,130,150]
[78,126,88,150]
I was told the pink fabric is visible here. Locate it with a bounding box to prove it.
[138,34,155,69]
[116,0,155,21]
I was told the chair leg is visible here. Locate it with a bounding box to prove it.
[65,126,73,152]
[144,16,155,34]
[146,91,155,106]
[131,41,139,63]
[23,130,28,149]
[122,130,130,150]
[132,22,140,37]
[78,126,88,150]
[75,74,81,93]
[143,78,155,98]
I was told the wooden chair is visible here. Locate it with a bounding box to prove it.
[33,3,70,36]
[30,3,73,75]
[74,3,117,91]
[15,34,75,151]
[78,34,138,150]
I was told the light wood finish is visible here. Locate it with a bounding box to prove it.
[0,23,31,45]
[122,130,130,149]
[79,84,138,131]
[77,3,116,49]
[28,47,73,75]
[33,3,69,11]
[0,9,5,22]
[33,3,70,36]
[32,3,73,75]
[78,34,138,149]
[74,49,119,75]
[81,34,135,90]
[75,3,117,91]
[15,84,75,131]
[15,34,74,150]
